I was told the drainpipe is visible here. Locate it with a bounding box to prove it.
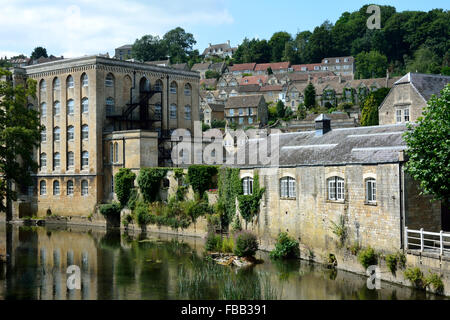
[122,137,125,168]
[399,160,405,250]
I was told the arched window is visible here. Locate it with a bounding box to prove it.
[106,97,114,115]
[53,101,60,115]
[53,180,60,195]
[40,180,47,195]
[81,73,88,87]
[53,77,60,90]
[67,126,74,141]
[155,80,163,92]
[81,180,88,196]
[109,143,114,163]
[40,102,47,117]
[140,77,150,92]
[242,177,253,195]
[184,83,191,96]
[365,178,376,203]
[53,127,60,142]
[105,73,114,87]
[184,105,191,120]
[170,81,177,94]
[170,104,177,119]
[53,152,60,169]
[114,142,119,163]
[67,75,74,88]
[40,153,47,167]
[82,151,89,168]
[280,177,296,198]
[41,128,47,142]
[67,180,74,195]
[81,124,89,140]
[67,151,74,169]
[327,176,344,201]
[81,97,89,113]
[40,79,47,93]
[67,99,74,115]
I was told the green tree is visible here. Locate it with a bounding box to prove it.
[114,168,136,207]
[405,46,441,74]
[403,84,450,202]
[268,31,292,62]
[306,21,335,62]
[294,31,312,63]
[30,47,48,60]
[304,83,316,109]
[131,35,167,62]
[355,50,388,79]
[0,69,42,219]
[275,100,285,118]
[162,27,196,64]
[205,70,221,79]
[361,87,390,126]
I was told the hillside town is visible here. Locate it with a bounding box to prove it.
[0,2,449,303]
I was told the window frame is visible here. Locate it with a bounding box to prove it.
[365,178,377,204]
[67,180,74,196]
[81,180,89,196]
[327,176,345,201]
[242,177,254,195]
[280,176,296,199]
[53,180,60,196]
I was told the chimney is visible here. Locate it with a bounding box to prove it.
[315,114,331,136]
[227,40,230,46]
[386,69,390,87]
[209,43,212,47]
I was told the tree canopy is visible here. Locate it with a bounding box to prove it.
[30,47,48,60]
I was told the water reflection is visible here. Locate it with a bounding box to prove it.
[0,224,445,300]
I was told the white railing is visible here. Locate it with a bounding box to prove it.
[405,227,450,255]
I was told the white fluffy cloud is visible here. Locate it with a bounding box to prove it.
[0,0,233,58]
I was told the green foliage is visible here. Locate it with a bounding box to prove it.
[99,202,122,218]
[122,213,133,227]
[326,253,337,269]
[30,47,48,60]
[304,83,316,109]
[355,50,388,79]
[205,70,221,79]
[202,122,211,132]
[0,68,42,214]
[357,247,378,269]
[114,168,136,207]
[404,267,425,289]
[269,232,300,260]
[233,38,271,64]
[187,165,218,197]
[137,168,168,202]
[231,215,242,232]
[211,119,226,129]
[406,46,442,74]
[361,95,379,126]
[404,84,450,202]
[221,236,235,253]
[206,213,221,231]
[297,104,307,120]
[268,31,292,62]
[205,231,222,252]
[386,253,399,274]
[330,215,347,248]
[127,188,139,210]
[349,242,361,255]
[275,100,286,118]
[237,173,265,224]
[217,167,241,228]
[425,272,444,295]
[234,231,259,257]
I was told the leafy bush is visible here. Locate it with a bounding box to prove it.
[137,168,168,202]
[237,173,265,224]
[221,236,234,253]
[127,188,139,210]
[269,232,300,260]
[386,253,398,274]
[206,213,221,231]
[99,202,121,218]
[122,214,133,227]
[134,201,152,226]
[187,165,218,197]
[115,168,136,207]
[205,231,222,252]
[234,231,258,257]
[357,247,378,269]
[404,267,425,289]
[425,272,444,295]
[231,215,242,232]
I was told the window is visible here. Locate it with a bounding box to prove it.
[170,104,177,119]
[184,105,191,120]
[67,151,74,168]
[324,59,329,64]
[170,82,177,94]
[105,73,114,87]
[53,101,60,115]
[109,143,114,163]
[40,80,47,93]
[155,80,163,92]
[67,126,74,141]
[40,180,47,195]
[53,152,60,169]
[404,108,410,122]
[328,176,344,201]
[67,99,74,115]
[229,109,234,116]
[41,128,47,142]
[53,181,60,196]
[114,143,119,163]
[40,153,47,167]
[155,103,162,119]
[41,102,47,117]
[54,127,60,142]
[81,74,88,87]
[336,59,340,63]
[81,180,88,196]
[67,76,74,88]
[239,108,243,116]
[106,97,114,115]
[184,84,191,96]
[80,98,88,113]
[82,125,89,140]
[366,178,376,203]
[344,58,349,62]
[239,117,244,124]
[82,151,89,168]
[67,180,74,195]
[53,78,60,90]
[396,109,402,123]
[242,177,253,195]
[280,177,296,198]
[248,117,253,124]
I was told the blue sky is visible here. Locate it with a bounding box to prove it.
[0,0,448,58]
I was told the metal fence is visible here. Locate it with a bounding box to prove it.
[405,227,450,255]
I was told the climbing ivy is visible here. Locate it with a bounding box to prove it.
[187,165,218,197]
[114,168,136,207]
[217,167,241,228]
[137,168,168,202]
[238,173,265,226]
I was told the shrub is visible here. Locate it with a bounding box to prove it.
[114,168,136,207]
[425,272,444,295]
[270,232,300,260]
[99,202,121,218]
[187,165,218,197]
[330,215,347,247]
[234,231,258,257]
[137,168,168,202]
[326,253,337,268]
[385,253,398,274]
[357,247,378,269]
[207,213,221,231]
[231,215,242,232]
[404,267,425,289]
[221,236,234,253]
[205,231,222,252]
[122,214,133,227]
[134,201,152,226]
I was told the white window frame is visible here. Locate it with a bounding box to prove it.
[170,104,177,119]
[67,126,74,141]
[366,178,376,203]
[40,181,47,195]
[81,180,88,196]
[328,176,344,201]
[396,109,402,123]
[404,108,410,122]
[67,180,74,196]
[67,151,74,169]
[81,98,89,113]
[53,180,60,196]
[67,99,74,115]
[280,177,296,198]
[242,177,253,195]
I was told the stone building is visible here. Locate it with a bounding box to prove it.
[225,95,268,128]
[9,55,200,218]
[202,41,237,59]
[379,72,450,125]
[114,44,133,60]
[236,116,444,254]
[321,56,355,78]
[203,103,225,126]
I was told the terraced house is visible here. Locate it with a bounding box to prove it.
[9,55,200,218]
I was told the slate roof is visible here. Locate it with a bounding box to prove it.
[225,95,265,109]
[202,43,232,56]
[304,112,349,121]
[236,123,408,168]
[260,84,284,92]
[207,103,225,112]
[254,62,290,72]
[395,72,450,101]
[209,62,227,73]
[238,84,261,93]
[230,63,256,72]
[171,63,188,70]
[191,62,211,71]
